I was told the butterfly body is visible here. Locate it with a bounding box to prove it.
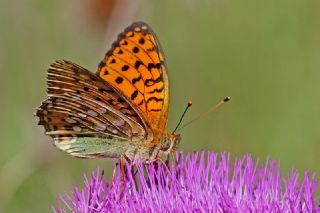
[36,22,180,163]
[52,130,179,162]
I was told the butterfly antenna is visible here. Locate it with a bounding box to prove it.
[172,100,193,134]
[176,96,230,132]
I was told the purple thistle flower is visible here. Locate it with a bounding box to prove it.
[53,152,320,212]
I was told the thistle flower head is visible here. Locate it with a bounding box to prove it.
[54,152,319,212]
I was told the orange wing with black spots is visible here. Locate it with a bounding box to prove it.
[97,22,169,133]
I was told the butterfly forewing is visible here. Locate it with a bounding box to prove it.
[97,22,169,133]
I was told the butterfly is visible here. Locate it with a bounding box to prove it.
[36,22,181,164]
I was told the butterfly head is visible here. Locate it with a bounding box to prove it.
[159,132,181,155]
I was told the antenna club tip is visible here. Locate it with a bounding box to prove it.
[224,96,231,102]
[187,100,193,107]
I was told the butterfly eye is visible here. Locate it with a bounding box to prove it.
[160,138,171,151]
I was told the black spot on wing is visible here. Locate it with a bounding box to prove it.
[138,38,145,44]
[149,108,162,112]
[131,90,138,100]
[121,65,129,71]
[147,63,155,71]
[137,99,144,106]
[121,40,128,45]
[147,86,164,94]
[98,88,106,93]
[132,75,142,84]
[147,62,162,71]
[132,46,139,53]
[134,60,143,69]
[117,97,125,103]
[146,97,163,104]
[115,77,124,84]
[145,73,163,86]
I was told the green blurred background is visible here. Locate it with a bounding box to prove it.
[1,0,320,212]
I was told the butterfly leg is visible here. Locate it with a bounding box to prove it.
[119,155,126,198]
[166,154,170,165]
[101,169,105,179]
[159,158,171,175]
[112,161,118,184]
[171,152,178,171]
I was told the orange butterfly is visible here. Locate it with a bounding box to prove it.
[36,22,180,164]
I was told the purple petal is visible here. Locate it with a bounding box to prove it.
[55,151,320,212]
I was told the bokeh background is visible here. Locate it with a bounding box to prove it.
[1,0,320,212]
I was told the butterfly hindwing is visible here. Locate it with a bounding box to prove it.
[36,60,152,157]
[97,22,169,133]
